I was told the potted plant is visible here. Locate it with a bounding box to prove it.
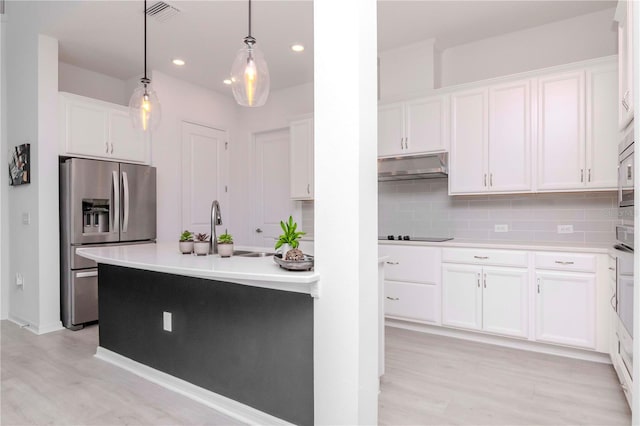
[275,216,306,260]
[217,229,234,257]
[179,230,194,254]
[193,233,210,256]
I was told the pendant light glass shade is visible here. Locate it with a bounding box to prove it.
[129,80,161,132]
[230,41,270,107]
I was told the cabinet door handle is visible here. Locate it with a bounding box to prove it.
[484,174,487,187]
[477,273,481,288]
[307,184,310,194]
[580,169,584,183]
[400,137,404,149]
[588,168,591,182]
[404,138,408,149]
[610,294,617,311]
[385,261,399,265]
[110,143,114,154]
[483,273,487,289]
[255,228,263,233]
[105,142,109,153]
[554,261,574,265]
[473,256,489,260]
[386,296,399,301]
[490,173,493,187]
[537,278,541,294]
[608,267,616,271]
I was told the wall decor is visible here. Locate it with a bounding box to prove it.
[8,143,30,186]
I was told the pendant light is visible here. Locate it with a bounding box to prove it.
[230,0,270,107]
[129,0,161,131]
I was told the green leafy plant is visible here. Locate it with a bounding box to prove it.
[179,230,193,242]
[194,233,210,242]
[218,229,233,244]
[275,216,305,250]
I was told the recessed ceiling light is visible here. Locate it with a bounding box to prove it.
[290,44,305,53]
[172,58,185,66]
[223,79,232,85]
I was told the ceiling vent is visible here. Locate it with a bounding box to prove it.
[145,1,180,22]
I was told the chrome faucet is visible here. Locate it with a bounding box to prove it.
[210,200,222,254]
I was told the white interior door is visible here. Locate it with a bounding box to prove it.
[253,129,299,248]
[181,122,227,236]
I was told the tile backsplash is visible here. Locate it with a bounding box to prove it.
[378,178,618,245]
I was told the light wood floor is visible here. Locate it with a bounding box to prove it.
[1,321,632,425]
[380,326,632,425]
[1,321,242,425]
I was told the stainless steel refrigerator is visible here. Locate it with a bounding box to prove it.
[60,158,156,330]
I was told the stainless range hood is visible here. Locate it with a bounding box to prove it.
[378,152,448,181]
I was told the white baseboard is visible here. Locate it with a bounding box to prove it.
[386,319,612,364]
[95,347,293,426]
[7,315,63,335]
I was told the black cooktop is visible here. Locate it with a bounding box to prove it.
[379,235,453,242]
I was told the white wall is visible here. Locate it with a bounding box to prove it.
[58,62,129,106]
[233,82,313,245]
[379,39,437,101]
[149,70,240,243]
[441,8,618,87]
[6,1,41,328]
[5,2,61,333]
[0,18,7,320]
[37,34,61,333]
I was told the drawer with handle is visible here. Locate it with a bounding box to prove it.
[385,281,439,324]
[442,248,528,267]
[378,245,441,283]
[534,252,596,273]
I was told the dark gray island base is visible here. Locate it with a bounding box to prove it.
[98,264,313,425]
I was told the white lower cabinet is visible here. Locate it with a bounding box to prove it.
[441,264,482,330]
[380,245,442,324]
[535,271,596,349]
[385,281,440,324]
[442,263,528,338]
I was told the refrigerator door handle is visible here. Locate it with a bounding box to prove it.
[122,171,130,233]
[111,171,120,234]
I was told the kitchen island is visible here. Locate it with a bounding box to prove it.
[77,243,320,425]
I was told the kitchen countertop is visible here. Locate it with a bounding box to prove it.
[77,243,321,297]
[378,239,612,254]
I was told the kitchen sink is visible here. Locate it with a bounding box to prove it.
[237,251,274,258]
[232,250,253,256]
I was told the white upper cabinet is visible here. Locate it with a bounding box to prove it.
[536,71,585,191]
[616,0,634,130]
[378,103,405,157]
[488,80,531,192]
[450,88,488,193]
[450,80,531,194]
[537,66,618,191]
[289,118,314,200]
[59,92,148,164]
[586,63,619,189]
[405,96,449,155]
[378,95,448,158]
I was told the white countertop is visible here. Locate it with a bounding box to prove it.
[77,243,321,298]
[378,239,612,254]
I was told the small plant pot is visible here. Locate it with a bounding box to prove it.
[218,243,234,257]
[179,241,194,254]
[193,241,210,256]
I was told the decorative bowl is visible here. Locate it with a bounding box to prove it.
[273,253,314,271]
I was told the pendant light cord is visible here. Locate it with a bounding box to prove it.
[248,0,252,38]
[144,0,147,80]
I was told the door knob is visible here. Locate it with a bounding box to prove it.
[255,228,263,233]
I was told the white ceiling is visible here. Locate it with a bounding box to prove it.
[22,0,616,95]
